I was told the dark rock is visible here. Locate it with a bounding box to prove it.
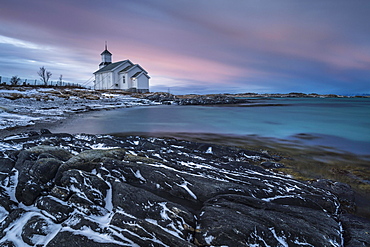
[13,145,71,205]
[54,148,126,184]
[46,231,122,247]
[340,213,370,247]
[60,169,109,208]
[195,194,342,246]
[21,215,49,245]
[0,168,18,211]
[27,131,39,137]
[175,95,250,105]
[40,129,52,134]
[1,150,19,162]
[15,146,72,170]
[112,181,195,237]
[309,179,356,213]
[0,133,368,246]
[62,213,101,231]
[15,175,43,206]
[68,193,108,216]
[144,93,250,105]
[260,161,285,168]
[145,93,176,103]
[111,212,196,247]
[50,186,70,201]
[0,209,26,239]
[30,158,63,183]
[0,241,16,247]
[36,196,74,223]
[0,158,15,173]
[0,193,17,213]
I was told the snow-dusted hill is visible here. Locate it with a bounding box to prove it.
[0,87,153,130]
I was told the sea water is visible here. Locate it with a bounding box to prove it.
[52,97,370,155]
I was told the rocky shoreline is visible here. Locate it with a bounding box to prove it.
[140,92,370,106]
[0,130,369,246]
[143,93,250,105]
[0,87,256,133]
[0,87,154,132]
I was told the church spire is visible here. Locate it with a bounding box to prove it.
[99,42,112,69]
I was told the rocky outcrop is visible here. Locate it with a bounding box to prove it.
[0,131,369,246]
[145,93,250,105]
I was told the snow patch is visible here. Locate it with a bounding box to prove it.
[269,227,288,247]
[0,206,8,223]
[205,147,213,154]
[204,234,215,244]
[132,169,146,182]
[176,181,197,200]
[90,143,119,150]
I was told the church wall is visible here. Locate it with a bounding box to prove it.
[105,72,113,89]
[119,73,129,90]
[112,71,119,89]
[113,61,132,90]
[136,75,149,91]
[95,72,113,90]
[127,67,142,89]
[94,73,103,90]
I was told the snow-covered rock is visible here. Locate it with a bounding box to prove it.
[0,131,369,246]
[0,87,153,130]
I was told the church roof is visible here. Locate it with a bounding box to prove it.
[99,61,111,67]
[132,71,142,78]
[94,60,129,74]
[131,71,150,79]
[119,65,134,73]
[100,49,112,55]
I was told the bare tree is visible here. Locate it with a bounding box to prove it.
[58,74,63,86]
[10,75,21,85]
[38,66,52,86]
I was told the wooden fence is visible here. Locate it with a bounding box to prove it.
[0,76,84,88]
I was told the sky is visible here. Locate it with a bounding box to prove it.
[0,0,369,95]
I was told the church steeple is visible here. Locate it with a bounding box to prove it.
[99,41,112,69]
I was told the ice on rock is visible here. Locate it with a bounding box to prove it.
[0,133,361,246]
[205,147,213,154]
[176,181,197,200]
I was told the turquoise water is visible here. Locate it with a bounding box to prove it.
[52,97,370,154]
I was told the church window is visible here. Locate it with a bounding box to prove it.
[122,77,126,83]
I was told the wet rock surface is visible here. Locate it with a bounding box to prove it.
[0,130,369,246]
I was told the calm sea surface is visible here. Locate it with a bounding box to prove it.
[52,97,370,155]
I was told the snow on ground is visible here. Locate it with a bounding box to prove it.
[0,110,41,129]
[0,87,153,131]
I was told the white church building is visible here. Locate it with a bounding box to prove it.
[93,45,150,92]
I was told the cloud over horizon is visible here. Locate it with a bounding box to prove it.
[1,0,369,94]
